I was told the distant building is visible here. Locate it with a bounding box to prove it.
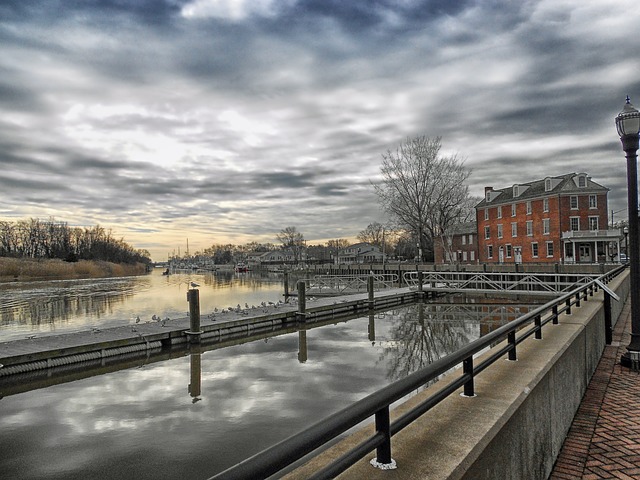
[476,172,621,264]
[337,243,384,264]
[434,221,478,264]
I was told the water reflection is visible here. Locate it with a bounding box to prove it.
[0,269,285,341]
[0,300,537,479]
[379,301,530,383]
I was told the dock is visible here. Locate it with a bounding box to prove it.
[0,287,420,378]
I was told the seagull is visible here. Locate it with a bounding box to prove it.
[152,314,158,321]
[135,316,141,323]
[190,281,200,289]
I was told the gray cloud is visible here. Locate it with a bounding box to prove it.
[1,0,639,258]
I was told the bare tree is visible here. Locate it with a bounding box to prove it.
[373,136,472,261]
[326,238,350,264]
[276,226,305,264]
[357,222,386,247]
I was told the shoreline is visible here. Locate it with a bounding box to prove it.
[0,257,149,283]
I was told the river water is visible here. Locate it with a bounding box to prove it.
[0,269,537,479]
[0,268,286,342]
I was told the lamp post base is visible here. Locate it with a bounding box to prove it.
[620,350,640,370]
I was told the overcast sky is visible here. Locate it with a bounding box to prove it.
[2,0,640,261]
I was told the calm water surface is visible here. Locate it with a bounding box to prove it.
[0,269,285,341]
[0,300,533,480]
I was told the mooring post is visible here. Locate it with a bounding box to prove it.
[418,270,424,299]
[297,280,307,321]
[368,275,375,309]
[284,271,289,298]
[186,288,202,344]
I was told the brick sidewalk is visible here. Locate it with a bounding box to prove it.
[549,301,640,480]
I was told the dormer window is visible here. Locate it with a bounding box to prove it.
[578,175,587,188]
[545,178,552,191]
[513,185,519,197]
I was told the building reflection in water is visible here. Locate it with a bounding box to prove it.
[377,299,533,385]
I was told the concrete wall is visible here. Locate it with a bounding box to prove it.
[285,270,629,480]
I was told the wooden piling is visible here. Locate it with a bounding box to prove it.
[187,288,202,343]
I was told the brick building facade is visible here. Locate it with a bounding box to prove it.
[475,173,619,264]
[434,222,478,264]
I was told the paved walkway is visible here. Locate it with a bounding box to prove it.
[550,300,640,480]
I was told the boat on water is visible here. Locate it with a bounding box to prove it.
[235,262,249,273]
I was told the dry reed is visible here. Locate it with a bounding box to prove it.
[0,257,147,282]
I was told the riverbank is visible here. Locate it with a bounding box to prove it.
[0,257,149,282]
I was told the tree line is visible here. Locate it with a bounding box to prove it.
[0,218,151,264]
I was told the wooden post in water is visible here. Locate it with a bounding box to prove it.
[368,274,375,309]
[297,280,307,321]
[284,272,289,298]
[187,288,202,344]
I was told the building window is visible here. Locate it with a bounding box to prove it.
[543,198,549,212]
[526,220,533,236]
[578,175,586,187]
[589,195,597,208]
[497,206,502,219]
[589,216,599,231]
[511,203,516,217]
[485,226,490,239]
[570,196,578,209]
[545,178,552,191]
[469,234,473,244]
[546,241,554,257]
[506,244,512,258]
[463,251,468,261]
[570,217,580,231]
[461,235,466,245]
[532,242,539,258]
[543,218,550,235]
[484,209,489,220]
[511,222,518,237]
[497,224,503,238]
[487,245,493,258]
[526,201,532,215]
[513,185,519,197]
[470,251,475,261]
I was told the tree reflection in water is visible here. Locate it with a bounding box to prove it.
[378,299,533,385]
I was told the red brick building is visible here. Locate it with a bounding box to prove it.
[476,173,620,264]
[434,221,478,264]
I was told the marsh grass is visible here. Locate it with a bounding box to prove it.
[0,257,147,282]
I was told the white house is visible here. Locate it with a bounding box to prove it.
[337,243,384,264]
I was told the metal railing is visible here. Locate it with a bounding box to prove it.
[404,271,599,294]
[305,274,399,295]
[209,265,625,480]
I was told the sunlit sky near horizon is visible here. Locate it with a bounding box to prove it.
[2,0,640,261]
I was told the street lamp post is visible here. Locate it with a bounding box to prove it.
[615,96,640,369]
[624,226,629,257]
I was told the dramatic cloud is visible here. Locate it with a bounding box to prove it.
[1,0,639,259]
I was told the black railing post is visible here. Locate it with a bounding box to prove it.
[552,305,559,325]
[575,292,581,308]
[375,406,392,465]
[463,357,475,397]
[535,315,542,339]
[508,331,517,361]
[604,291,613,345]
[566,298,572,315]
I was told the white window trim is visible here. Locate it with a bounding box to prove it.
[497,224,503,239]
[543,198,549,213]
[511,204,516,217]
[511,222,518,238]
[543,218,550,235]
[532,242,539,258]
[589,194,597,209]
[497,206,502,219]
[570,195,578,210]
[589,216,599,231]
[570,216,580,231]
[526,201,532,215]
[526,220,533,237]
[484,209,489,220]
[546,241,554,258]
